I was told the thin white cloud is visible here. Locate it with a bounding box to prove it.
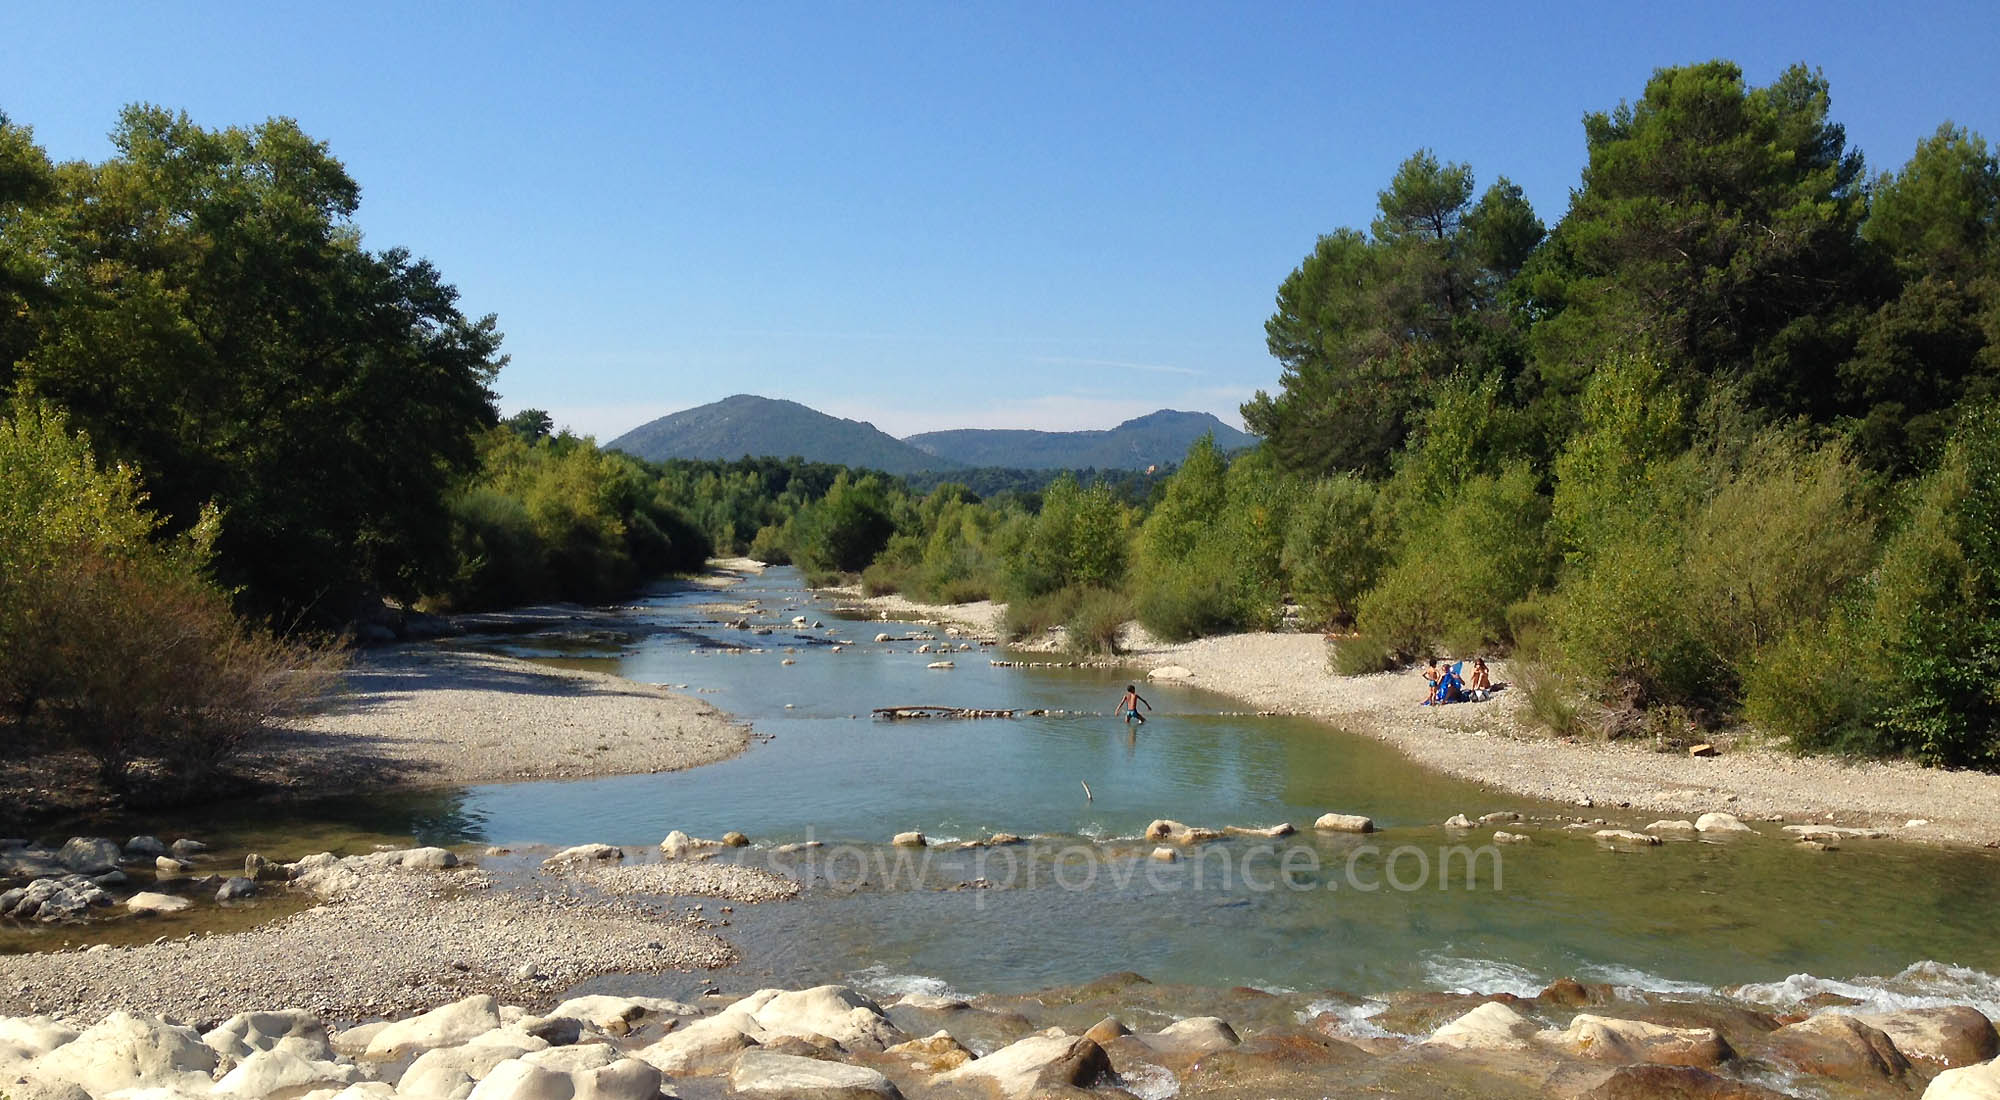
[1028,355,1202,377]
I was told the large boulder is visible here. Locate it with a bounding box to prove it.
[727,1051,903,1098]
[932,1032,1110,1099]
[541,844,622,867]
[56,838,122,875]
[1855,1007,2000,1067]
[882,1031,974,1074]
[535,995,697,1034]
[632,1014,760,1076]
[4,876,111,921]
[1563,1063,1793,1099]
[365,996,505,1059]
[1143,820,1222,844]
[396,1038,544,1100]
[1423,1002,1541,1052]
[123,836,168,859]
[1694,812,1753,834]
[1541,1014,1733,1067]
[212,1048,357,1096]
[1766,1012,1913,1083]
[521,1046,619,1074]
[462,1059,572,1100]
[203,1009,333,1064]
[0,1016,78,1065]
[1924,1058,2000,1099]
[22,1012,217,1098]
[1313,813,1375,833]
[1141,1016,1240,1055]
[736,986,908,1051]
[125,892,192,916]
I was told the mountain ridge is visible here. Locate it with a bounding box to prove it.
[605,395,1255,472]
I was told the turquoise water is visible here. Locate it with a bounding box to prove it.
[25,567,2000,1005]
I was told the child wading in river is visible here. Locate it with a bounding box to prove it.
[1118,684,1152,725]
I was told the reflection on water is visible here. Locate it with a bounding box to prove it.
[18,567,2000,1000]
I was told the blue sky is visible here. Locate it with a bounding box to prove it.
[3,2,1996,440]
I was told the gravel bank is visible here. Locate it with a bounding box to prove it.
[255,648,749,790]
[0,860,739,1024]
[561,860,800,904]
[829,590,2000,848]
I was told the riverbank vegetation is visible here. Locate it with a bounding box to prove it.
[3,56,1997,795]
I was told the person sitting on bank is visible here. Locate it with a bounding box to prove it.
[1467,657,1494,701]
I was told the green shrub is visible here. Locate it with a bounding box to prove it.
[1283,474,1384,628]
[1330,634,1399,676]
[1008,475,1130,599]
[1004,587,1081,641]
[747,523,792,565]
[1513,663,1590,739]
[1134,546,1242,642]
[1353,462,1550,657]
[0,400,340,795]
[1064,587,1134,655]
[860,559,911,596]
[930,575,993,605]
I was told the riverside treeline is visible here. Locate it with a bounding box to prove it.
[0,58,1995,803]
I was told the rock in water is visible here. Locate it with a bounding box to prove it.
[1694,812,1753,833]
[728,1051,904,1098]
[1594,829,1663,847]
[57,837,122,874]
[1423,1003,1542,1052]
[216,876,258,901]
[891,832,927,848]
[1313,813,1375,833]
[125,891,192,915]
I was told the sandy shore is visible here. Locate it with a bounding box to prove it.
[832,590,2000,849]
[255,648,749,791]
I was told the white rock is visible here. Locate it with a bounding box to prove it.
[892,832,927,848]
[926,661,954,669]
[23,1011,217,1098]
[520,1046,620,1073]
[1147,665,1194,681]
[1149,847,1178,863]
[538,995,697,1031]
[1423,1003,1540,1051]
[203,1009,331,1064]
[1924,1058,2000,1099]
[541,844,621,867]
[1538,1014,1728,1066]
[1444,814,1474,829]
[154,856,190,875]
[659,831,719,859]
[1313,813,1375,833]
[1144,1017,1239,1053]
[464,1059,572,1100]
[123,892,191,916]
[932,1032,1100,1098]
[631,1014,758,1075]
[0,1016,78,1064]
[734,985,908,1051]
[568,1058,662,1100]
[327,1022,389,1058]
[396,1038,541,1100]
[1594,829,1663,846]
[1783,824,1888,840]
[728,1051,902,1098]
[1645,820,1697,833]
[365,996,503,1059]
[1694,812,1753,833]
[213,1048,357,1096]
[1493,831,1531,844]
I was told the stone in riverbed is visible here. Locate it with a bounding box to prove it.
[1646,820,1698,833]
[1149,847,1178,863]
[0,1015,78,1062]
[892,832,927,848]
[1084,1017,1131,1045]
[1924,1059,2000,1099]
[721,831,750,847]
[1144,819,1222,844]
[1695,812,1753,833]
[1142,1017,1240,1054]
[1444,814,1475,830]
[1594,829,1663,847]
[156,855,191,874]
[126,891,192,915]
[728,1051,903,1099]
[202,1008,331,1064]
[1493,830,1531,844]
[1223,823,1296,837]
[22,1011,217,1098]
[538,994,699,1032]
[216,876,258,902]
[1853,1006,1998,1067]
[212,1048,358,1096]
[659,831,720,858]
[169,838,208,858]
[1540,1013,1733,1067]
[1313,813,1375,833]
[883,1031,974,1073]
[1422,1002,1540,1052]
[932,1032,1111,1098]
[57,837,123,874]
[365,995,504,1059]
[123,836,168,860]
[542,844,622,867]
[1765,1012,1912,1083]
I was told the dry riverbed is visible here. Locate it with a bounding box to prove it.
[830,589,2000,849]
[253,648,749,791]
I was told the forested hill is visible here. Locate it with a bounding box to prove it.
[606,395,952,475]
[904,410,1256,469]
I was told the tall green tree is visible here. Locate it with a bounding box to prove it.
[1526,62,1869,418]
[1246,150,1542,475]
[2,106,504,621]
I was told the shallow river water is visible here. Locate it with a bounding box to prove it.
[23,568,2000,1013]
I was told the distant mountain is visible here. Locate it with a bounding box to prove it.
[605,395,951,475]
[904,410,1257,470]
[605,397,1258,474]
